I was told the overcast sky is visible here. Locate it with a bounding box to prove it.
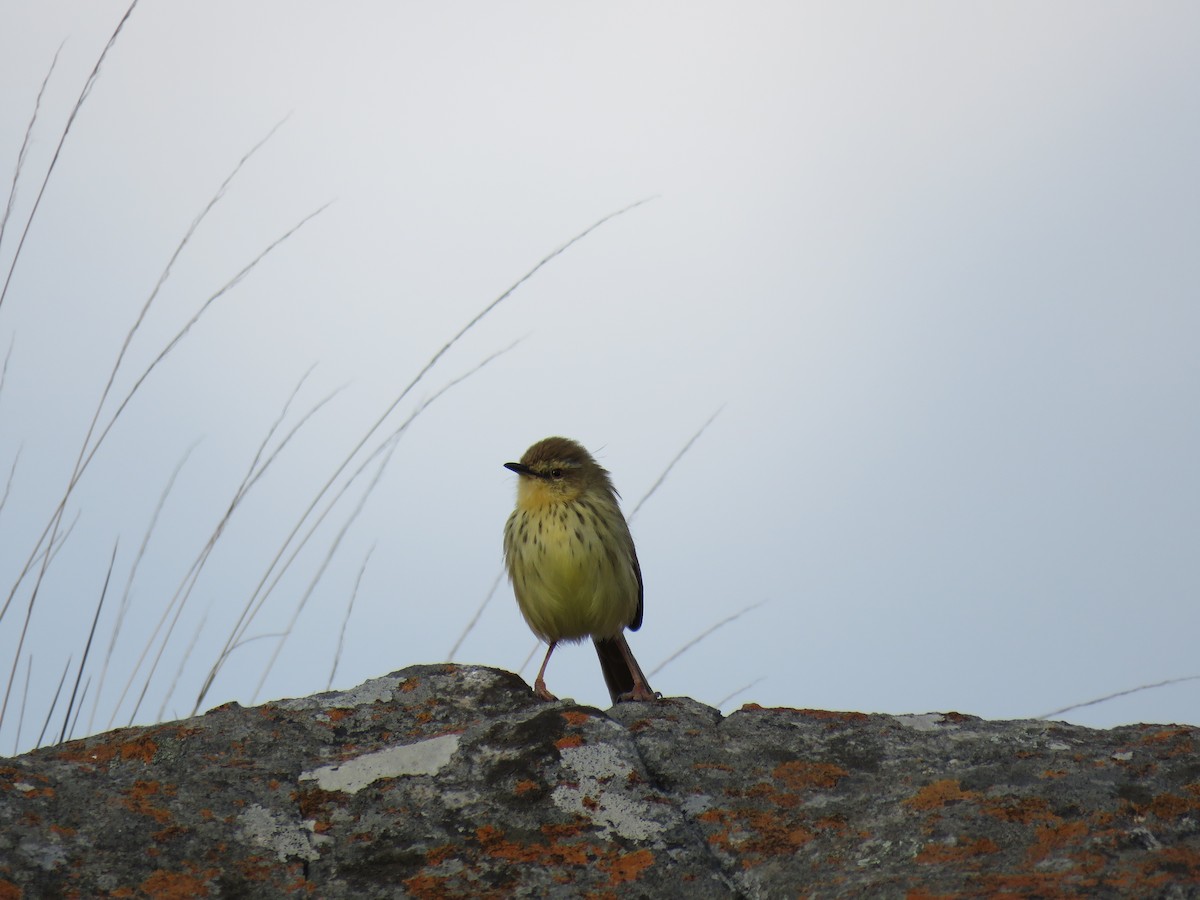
[1,3,1197,755]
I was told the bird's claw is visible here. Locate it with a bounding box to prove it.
[616,686,661,703]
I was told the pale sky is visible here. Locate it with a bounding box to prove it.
[1,3,1197,755]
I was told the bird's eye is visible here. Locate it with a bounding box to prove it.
[549,468,565,479]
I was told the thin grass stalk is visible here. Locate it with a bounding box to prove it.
[245,341,520,703]
[1036,674,1200,720]
[0,203,325,727]
[715,678,765,709]
[0,331,13,396]
[35,655,72,750]
[0,447,19,521]
[144,381,343,722]
[109,372,337,726]
[648,600,765,678]
[0,1,140,311]
[0,131,311,627]
[12,655,32,755]
[0,44,63,255]
[87,443,198,734]
[66,679,89,743]
[149,382,344,720]
[327,545,374,691]
[447,570,504,661]
[58,541,118,744]
[629,407,722,522]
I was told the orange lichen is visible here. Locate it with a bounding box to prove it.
[599,848,654,883]
[152,826,187,844]
[236,855,274,882]
[1026,820,1089,864]
[124,780,175,824]
[1148,792,1200,819]
[699,805,814,865]
[540,822,590,841]
[797,709,871,724]
[424,845,458,866]
[983,796,1059,825]
[905,779,978,810]
[772,760,849,791]
[55,738,120,768]
[737,810,814,862]
[401,873,454,898]
[475,824,591,867]
[1140,727,1192,745]
[139,868,215,899]
[121,735,160,763]
[915,837,1001,864]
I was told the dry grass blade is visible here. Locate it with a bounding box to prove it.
[447,570,505,661]
[66,679,90,743]
[144,378,342,723]
[0,334,12,397]
[1036,674,1200,720]
[715,678,765,709]
[35,655,72,750]
[0,2,140,311]
[629,406,722,522]
[58,541,118,744]
[0,43,62,252]
[0,130,309,631]
[0,205,326,728]
[648,600,765,677]
[518,641,539,677]
[86,444,197,735]
[75,201,332,497]
[0,446,19,522]
[107,370,338,726]
[12,655,32,756]
[327,545,374,691]
[244,340,521,704]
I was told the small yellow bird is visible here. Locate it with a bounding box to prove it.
[503,437,657,703]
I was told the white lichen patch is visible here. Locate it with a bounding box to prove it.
[551,743,666,842]
[300,733,460,794]
[236,804,325,862]
[280,673,407,711]
[893,713,950,731]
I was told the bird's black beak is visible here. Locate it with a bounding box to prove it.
[504,461,538,478]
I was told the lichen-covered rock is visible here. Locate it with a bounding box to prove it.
[1,664,1197,897]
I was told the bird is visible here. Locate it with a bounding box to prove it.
[502,436,658,703]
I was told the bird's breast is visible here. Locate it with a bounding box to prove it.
[504,501,638,643]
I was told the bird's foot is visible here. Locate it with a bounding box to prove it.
[533,679,558,702]
[616,684,662,703]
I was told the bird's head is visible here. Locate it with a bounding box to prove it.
[504,436,613,508]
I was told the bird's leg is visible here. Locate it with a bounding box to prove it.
[614,634,660,703]
[533,641,559,701]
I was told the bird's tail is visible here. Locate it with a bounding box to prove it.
[594,633,655,703]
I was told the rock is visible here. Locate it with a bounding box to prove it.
[1,664,1197,897]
